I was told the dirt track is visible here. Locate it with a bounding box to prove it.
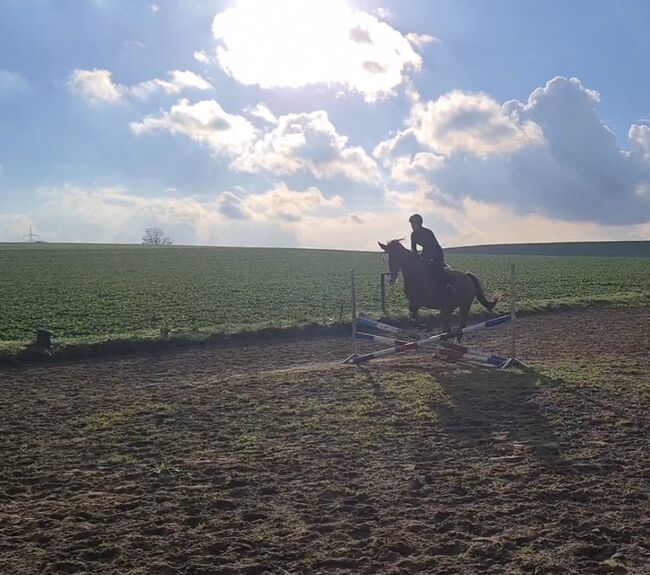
[1,307,649,574]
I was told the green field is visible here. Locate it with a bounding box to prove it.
[1,243,649,352]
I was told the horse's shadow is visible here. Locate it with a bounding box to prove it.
[436,367,568,469]
[358,362,568,470]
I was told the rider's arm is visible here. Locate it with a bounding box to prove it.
[411,232,418,254]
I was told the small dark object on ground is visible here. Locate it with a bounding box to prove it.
[36,328,54,350]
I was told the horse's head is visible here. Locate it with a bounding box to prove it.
[378,239,409,284]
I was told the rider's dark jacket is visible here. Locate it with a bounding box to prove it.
[411,226,444,265]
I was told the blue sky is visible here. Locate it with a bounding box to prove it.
[1,0,649,248]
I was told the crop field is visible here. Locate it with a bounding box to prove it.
[1,243,649,352]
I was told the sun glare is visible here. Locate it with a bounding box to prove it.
[212,0,420,99]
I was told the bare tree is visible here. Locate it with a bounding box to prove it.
[142,227,173,245]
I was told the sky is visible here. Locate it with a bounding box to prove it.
[1,0,650,249]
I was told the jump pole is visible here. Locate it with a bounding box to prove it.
[501,264,529,369]
[351,270,358,356]
[356,331,408,346]
[342,271,358,364]
[350,315,511,364]
[357,316,423,340]
[510,263,516,359]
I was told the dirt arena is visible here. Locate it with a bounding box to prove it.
[1,307,649,574]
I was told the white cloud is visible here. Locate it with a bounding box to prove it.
[135,101,380,183]
[69,69,212,104]
[130,70,212,97]
[193,50,211,64]
[151,4,160,12]
[389,152,445,185]
[130,98,257,156]
[232,109,380,183]
[409,90,544,156]
[216,190,256,220]
[211,0,422,101]
[630,124,650,161]
[378,77,650,226]
[373,7,393,21]
[242,183,343,222]
[406,33,438,47]
[69,69,124,103]
[246,103,278,125]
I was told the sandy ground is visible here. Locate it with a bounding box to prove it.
[1,307,649,574]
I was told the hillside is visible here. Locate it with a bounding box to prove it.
[447,241,650,257]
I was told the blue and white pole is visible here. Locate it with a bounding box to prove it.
[351,315,511,365]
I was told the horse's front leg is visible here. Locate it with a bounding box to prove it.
[455,303,471,342]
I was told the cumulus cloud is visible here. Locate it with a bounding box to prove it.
[409,90,544,156]
[69,68,212,104]
[232,110,380,183]
[246,103,278,125]
[630,124,650,161]
[242,183,343,222]
[406,33,438,47]
[130,70,212,97]
[378,77,650,226]
[69,69,124,103]
[193,50,211,64]
[130,98,257,156]
[134,101,380,183]
[210,0,422,101]
[389,152,445,185]
[217,190,255,220]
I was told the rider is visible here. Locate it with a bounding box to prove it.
[409,213,453,293]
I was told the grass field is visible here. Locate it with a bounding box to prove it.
[1,243,649,352]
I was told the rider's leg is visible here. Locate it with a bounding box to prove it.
[431,259,452,293]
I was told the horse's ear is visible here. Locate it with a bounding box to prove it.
[378,242,387,251]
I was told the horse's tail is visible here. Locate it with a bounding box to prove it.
[466,272,499,311]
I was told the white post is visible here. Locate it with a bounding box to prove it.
[350,270,358,355]
[510,263,516,360]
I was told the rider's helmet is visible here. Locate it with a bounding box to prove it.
[409,213,423,226]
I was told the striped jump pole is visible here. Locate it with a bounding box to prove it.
[357,317,423,340]
[358,317,410,337]
[351,315,511,365]
[356,331,408,346]
[435,343,509,367]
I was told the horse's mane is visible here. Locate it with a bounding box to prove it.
[386,238,409,252]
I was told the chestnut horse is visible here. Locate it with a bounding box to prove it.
[379,239,498,334]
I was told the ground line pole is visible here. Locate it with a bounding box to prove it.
[510,263,517,360]
[351,270,358,356]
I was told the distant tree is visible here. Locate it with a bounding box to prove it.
[142,227,173,245]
